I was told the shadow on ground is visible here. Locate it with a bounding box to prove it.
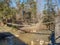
[0,32,28,45]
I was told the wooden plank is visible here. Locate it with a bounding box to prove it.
[7,23,31,27]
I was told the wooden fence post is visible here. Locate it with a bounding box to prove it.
[31,40,34,45]
[39,40,44,45]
